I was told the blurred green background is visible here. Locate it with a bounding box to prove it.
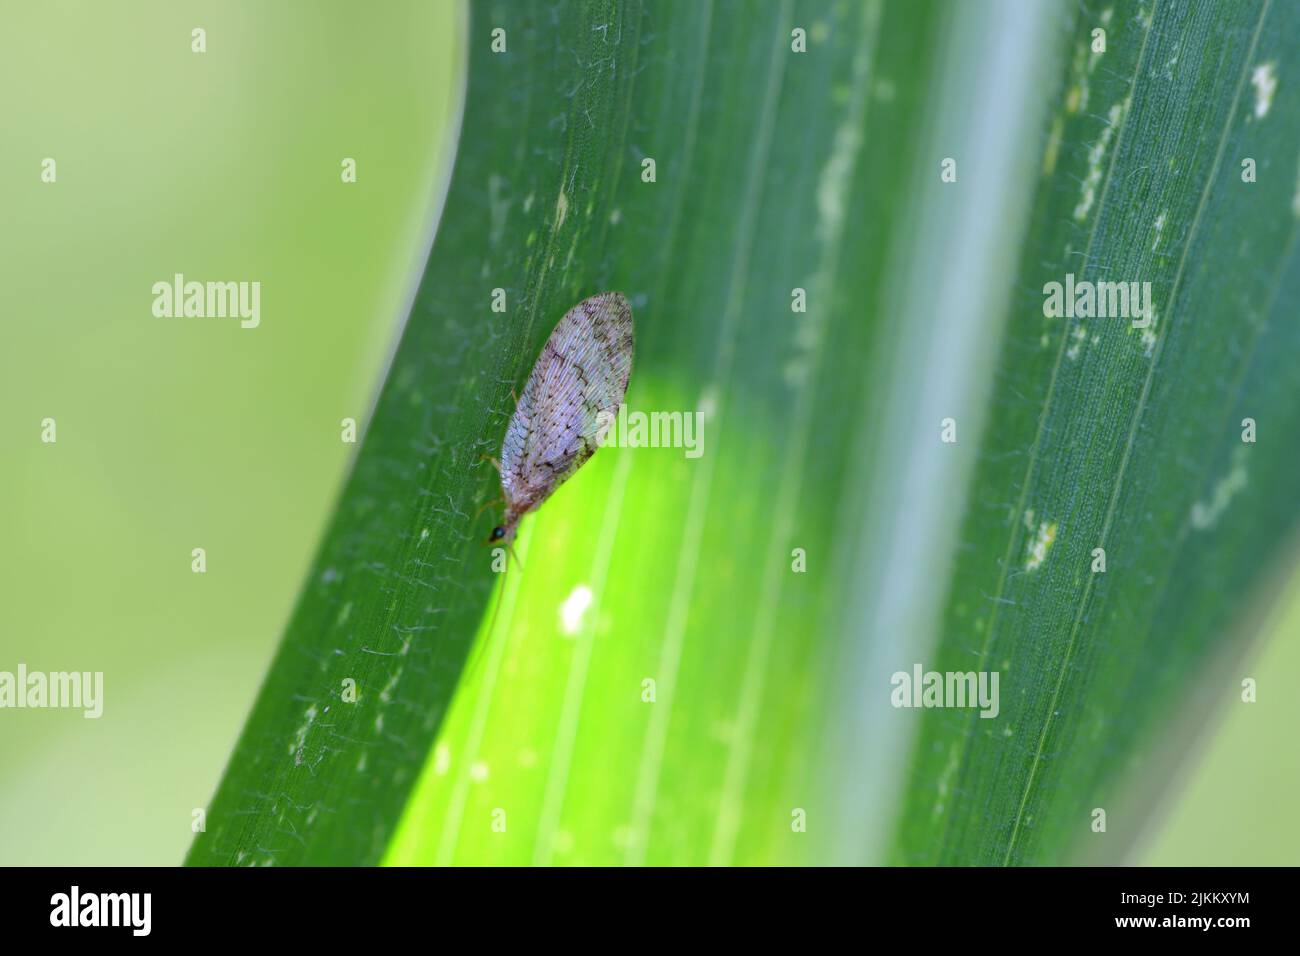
[0,0,462,865]
[0,0,1294,866]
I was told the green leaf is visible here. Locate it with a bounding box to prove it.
[379,0,1060,866]
[188,0,1300,867]
[891,0,1300,865]
[187,0,962,866]
[183,0,672,866]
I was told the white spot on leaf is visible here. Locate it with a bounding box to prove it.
[1074,99,1128,222]
[1251,62,1277,119]
[289,704,318,756]
[1191,449,1249,530]
[559,584,594,636]
[1024,521,1058,571]
[553,191,569,231]
[1067,325,1087,360]
[1140,304,1158,356]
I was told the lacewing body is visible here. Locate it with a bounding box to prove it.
[489,292,635,545]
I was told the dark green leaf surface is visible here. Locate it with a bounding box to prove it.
[892,0,1300,865]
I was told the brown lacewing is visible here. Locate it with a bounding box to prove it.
[488,291,635,546]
